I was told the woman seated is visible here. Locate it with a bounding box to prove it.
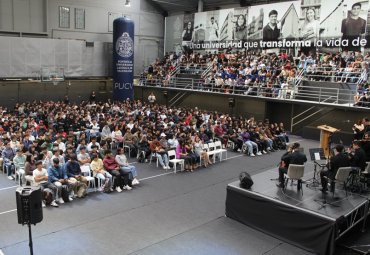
[193,135,212,167]
[90,153,112,192]
[115,148,139,185]
[176,140,197,172]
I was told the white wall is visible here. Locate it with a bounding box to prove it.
[0,0,165,76]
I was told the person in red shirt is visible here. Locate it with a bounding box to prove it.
[103,150,130,192]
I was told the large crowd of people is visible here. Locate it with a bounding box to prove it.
[140,49,370,106]
[0,99,291,207]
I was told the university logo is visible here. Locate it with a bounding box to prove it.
[116,32,134,58]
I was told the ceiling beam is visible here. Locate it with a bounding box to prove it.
[147,0,170,17]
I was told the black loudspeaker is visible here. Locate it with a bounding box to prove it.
[16,187,43,225]
[239,172,254,189]
[228,98,235,108]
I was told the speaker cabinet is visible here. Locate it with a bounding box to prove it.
[16,187,43,225]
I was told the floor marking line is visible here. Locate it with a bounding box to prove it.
[0,209,16,215]
[0,186,17,191]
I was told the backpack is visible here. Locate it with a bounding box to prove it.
[239,172,254,189]
[76,182,88,198]
[43,188,53,205]
[61,185,70,202]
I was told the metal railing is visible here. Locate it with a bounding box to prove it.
[136,77,362,108]
[301,68,365,85]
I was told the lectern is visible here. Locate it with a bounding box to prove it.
[317,125,339,158]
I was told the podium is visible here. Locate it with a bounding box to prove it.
[317,125,339,158]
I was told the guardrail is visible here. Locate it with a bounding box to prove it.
[301,68,366,85]
[136,77,363,108]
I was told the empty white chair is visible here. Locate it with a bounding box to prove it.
[214,141,227,161]
[167,150,184,173]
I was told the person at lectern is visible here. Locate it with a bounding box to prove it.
[263,10,280,42]
[320,144,350,193]
[276,142,307,188]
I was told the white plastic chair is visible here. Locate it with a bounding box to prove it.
[284,164,305,194]
[214,141,227,161]
[14,166,25,186]
[149,152,159,168]
[167,150,184,173]
[332,167,352,197]
[81,165,96,192]
[207,142,219,163]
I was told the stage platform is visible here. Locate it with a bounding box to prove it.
[226,168,370,255]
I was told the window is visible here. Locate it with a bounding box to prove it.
[75,8,85,30]
[59,6,70,28]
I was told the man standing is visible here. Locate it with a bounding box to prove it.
[320,144,350,193]
[276,142,307,188]
[209,17,219,41]
[341,3,366,51]
[263,10,280,42]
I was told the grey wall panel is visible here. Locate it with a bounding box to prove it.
[40,39,55,67]
[0,0,13,30]
[67,40,83,76]
[10,38,26,76]
[54,39,68,70]
[13,0,30,32]
[0,37,11,77]
[82,46,93,76]
[139,14,164,37]
[92,42,107,76]
[30,0,46,32]
[25,38,41,76]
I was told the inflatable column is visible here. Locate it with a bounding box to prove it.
[113,17,135,101]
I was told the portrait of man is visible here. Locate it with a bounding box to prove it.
[341,2,366,38]
[341,2,366,51]
[263,10,280,41]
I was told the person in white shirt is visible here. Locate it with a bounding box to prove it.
[115,148,139,186]
[33,160,59,207]
[87,137,101,153]
[54,136,66,152]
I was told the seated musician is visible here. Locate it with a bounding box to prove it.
[348,140,367,172]
[320,144,350,193]
[360,132,370,162]
[276,142,307,188]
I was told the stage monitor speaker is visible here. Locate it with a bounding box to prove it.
[16,187,43,225]
[228,98,235,108]
[239,172,253,189]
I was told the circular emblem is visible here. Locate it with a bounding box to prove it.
[116,32,134,58]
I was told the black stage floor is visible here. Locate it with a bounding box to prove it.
[226,168,370,255]
[251,169,368,219]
